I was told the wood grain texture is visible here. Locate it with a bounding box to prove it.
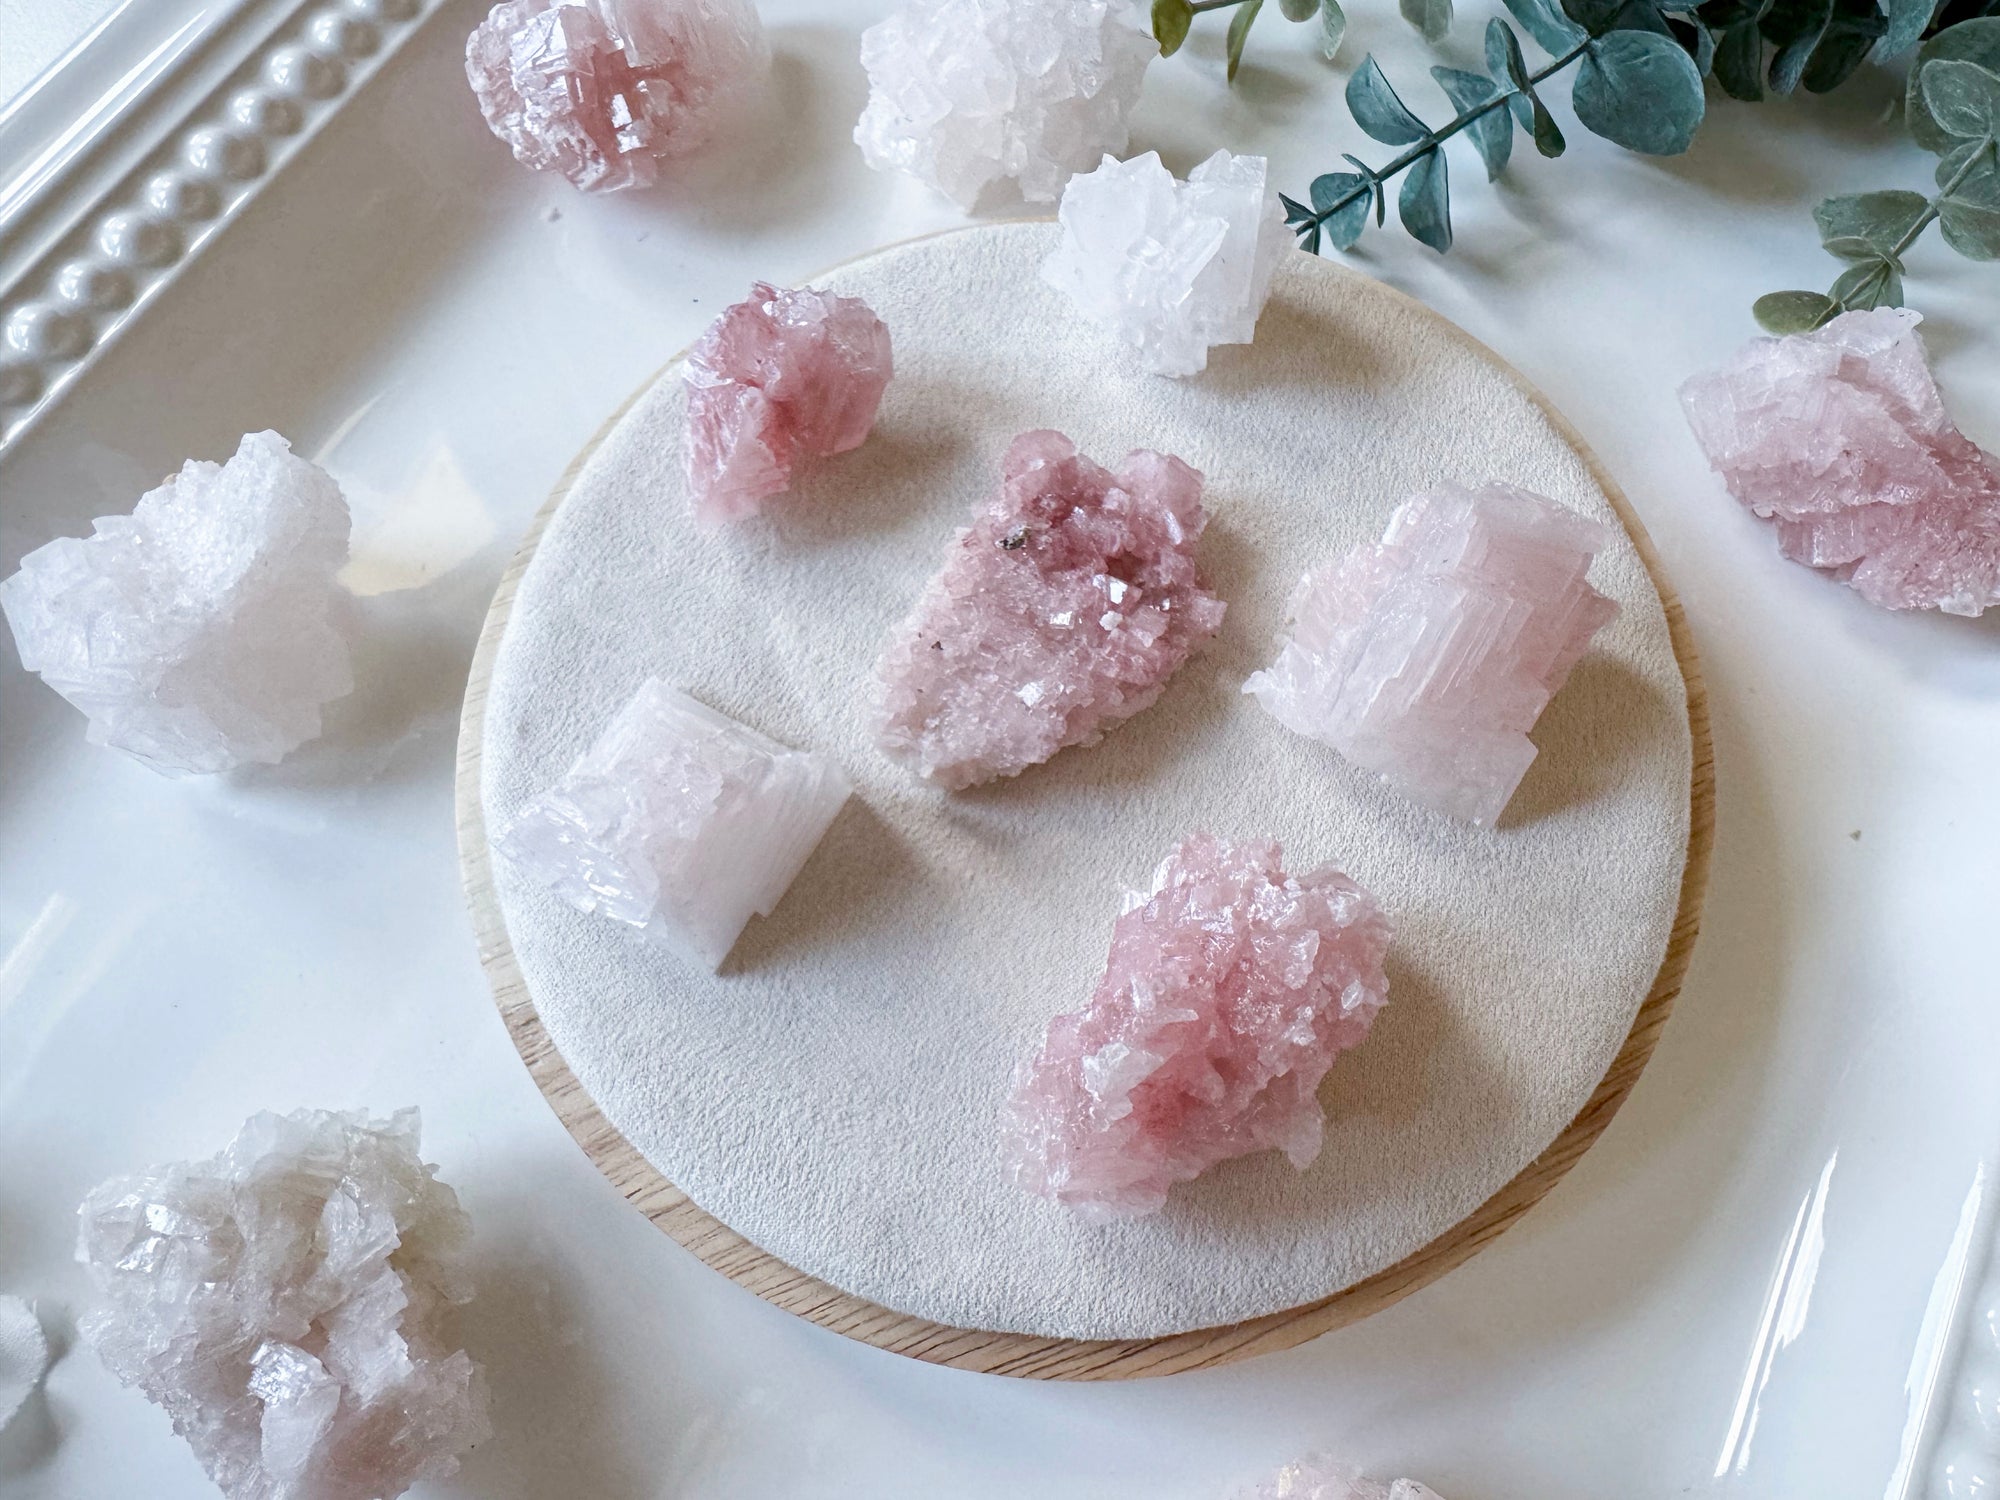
[453,242,1714,1381]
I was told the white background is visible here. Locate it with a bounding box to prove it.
[1,2,1998,1499]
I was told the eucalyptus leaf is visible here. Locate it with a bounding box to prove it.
[1920,57,2000,136]
[1908,18,2000,153]
[1940,194,2000,254]
[1572,30,1706,152]
[1280,0,1319,20]
[1559,0,1625,33]
[1763,0,1834,92]
[1347,55,1432,143]
[1754,289,1839,332]
[1226,0,1264,81]
[1802,0,1887,91]
[1320,0,1349,57]
[1486,18,1539,131]
[1819,234,1891,259]
[1502,0,1588,52]
[1312,171,1374,246]
[1672,15,1717,73]
[1399,150,1453,251]
[1300,223,1324,255]
[1152,0,1194,56]
[1402,0,1455,40]
[1879,0,1936,55]
[1713,16,1766,95]
[1278,191,1315,225]
[1527,88,1568,153]
[1829,257,1905,308]
[1433,65,1515,178]
[1936,135,1999,191]
[1813,189,1929,254]
[1343,153,1389,223]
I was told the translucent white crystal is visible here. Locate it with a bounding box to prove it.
[1044,150,1289,377]
[498,678,851,969]
[0,431,352,776]
[854,0,1158,209]
[0,1296,47,1432]
[76,1109,490,1500]
[1233,1456,1447,1500]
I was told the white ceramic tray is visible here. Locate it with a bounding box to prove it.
[2,2,1998,1497]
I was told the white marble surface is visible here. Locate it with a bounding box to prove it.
[1,3,1997,1498]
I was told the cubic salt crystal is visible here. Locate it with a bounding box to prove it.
[76,1109,490,1500]
[1002,833,1392,1222]
[1680,306,2000,615]
[466,0,768,193]
[1244,481,1618,828]
[0,1296,47,1433]
[683,281,895,526]
[875,430,1225,790]
[498,678,851,969]
[1233,1456,1447,1500]
[854,0,1158,209]
[1044,150,1289,377]
[0,430,352,776]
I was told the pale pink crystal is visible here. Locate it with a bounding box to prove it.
[875,430,1225,789]
[1244,482,1618,828]
[682,282,894,525]
[465,0,768,193]
[1002,834,1392,1222]
[1680,307,2000,615]
[1233,1456,1446,1500]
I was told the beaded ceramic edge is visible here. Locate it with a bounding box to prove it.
[0,0,451,454]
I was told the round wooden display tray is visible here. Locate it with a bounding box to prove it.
[454,235,1714,1382]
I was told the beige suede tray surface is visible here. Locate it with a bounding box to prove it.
[462,221,1701,1353]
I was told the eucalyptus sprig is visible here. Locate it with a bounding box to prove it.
[1755,20,2000,331]
[1154,0,1350,78]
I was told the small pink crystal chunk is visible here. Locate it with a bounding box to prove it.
[1234,1456,1446,1500]
[1680,307,2000,615]
[1245,482,1619,828]
[466,0,768,192]
[1002,834,1392,1221]
[683,282,895,525]
[875,430,1225,789]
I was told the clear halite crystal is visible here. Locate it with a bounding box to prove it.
[1245,482,1618,828]
[498,679,851,969]
[854,0,1158,209]
[683,281,895,526]
[0,1296,47,1433]
[1043,150,1289,377]
[76,1109,490,1500]
[0,430,352,776]
[1233,1456,1446,1500]
[1680,307,2000,615]
[466,0,768,193]
[1003,834,1392,1222]
[874,430,1225,790]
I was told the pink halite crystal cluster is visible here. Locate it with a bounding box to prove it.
[1680,307,2000,615]
[874,430,1225,789]
[1234,1456,1447,1500]
[1003,834,1392,1221]
[683,282,895,525]
[76,1109,489,1500]
[1245,482,1619,828]
[465,0,767,192]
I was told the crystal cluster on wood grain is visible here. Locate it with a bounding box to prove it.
[1245,482,1618,828]
[1043,150,1289,377]
[1681,307,2000,615]
[874,430,1225,790]
[499,679,851,969]
[684,282,894,525]
[0,431,352,776]
[466,0,768,192]
[854,0,1157,208]
[76,1110,489,1500]
[1234,1456,1447,1500]
[1003,834,1392,1221]
[0,1296,47,1433]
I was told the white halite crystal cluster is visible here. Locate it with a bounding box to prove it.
[1044,150,1289,377]
[1234,1455,1447,1500]
[76,1109,490,1500]
[0,1296,47,1432]
[0,431,352,776]
[498,678,851,969]
[854,0,1158,209]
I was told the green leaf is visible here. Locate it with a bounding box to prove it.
[1280,0,1319,20]
[1941,139,2000,200]
[1763,0,1833,92]
[1346,56,1431,143]
[1879,0,1935,55]
[1713,17,1766,95]
[1572,30,1706,152]
[1226,0,1264,80]
[1152,0,1194,55]
[1909,18,2000,153]
[1829,257,1905,308]
[1432,66,1515,178]
[1299,223,1323,255]
[1485,18,1535,127]
[1279,191,1315,225]
[1940,194,2000,254]
[1526,90,1567,153]
[1311,171,1374,246]
[1399,150,1453,251]
[1502,0,1588,53]
[1753,290,1839,332]
[1320,0,1349,55]
[1813,189,1929,255]
[1672,14,1717,72]
[1921,58,2000,136]
[1402,0,1455,40]
[1343,153,1388,223]
[1802,0,1887,91]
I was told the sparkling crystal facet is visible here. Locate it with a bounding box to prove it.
[498,678,852,969]
[875,430,1225,790]
[1244,481,1619,828]
[683,281,894,525]
[76,1110,490,1500]
[1043,149,1289,377]
[1680,306,2000,615]
[0,430,352,776]
[466,0,768,192]
[854,0,1157,209]
[1233,1456,1447,1500]
[1002,834,1393,1222]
